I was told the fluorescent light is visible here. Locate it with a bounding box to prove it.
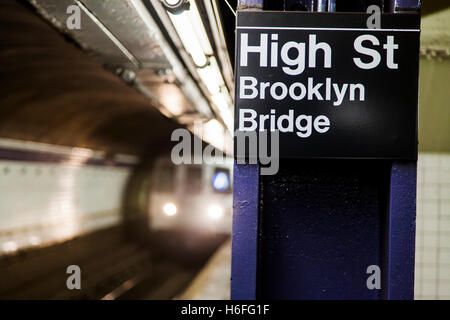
[168,0,212,67]
[29,236,41,246]
[169,12,207,66]
[165,0,182,6]
[2,241,18,253]
[191,119,224,151]
[211,92,233,131]
[165,1,233,134]
[211,92,230,112]
[197,57,224,95]
[187,0,213,55]
[189,119,233,156]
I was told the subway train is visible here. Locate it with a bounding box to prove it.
[148,157,233,234]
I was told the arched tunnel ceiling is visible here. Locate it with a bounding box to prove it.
[0,0,182,156]
[0,0,448,155]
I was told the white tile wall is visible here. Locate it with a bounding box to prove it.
[415,152,450,300]
[0,160,131,255]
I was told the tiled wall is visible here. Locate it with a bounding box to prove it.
[0,160,131,255]
[415,152,450,299]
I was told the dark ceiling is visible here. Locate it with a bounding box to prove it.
[0,0,182,156]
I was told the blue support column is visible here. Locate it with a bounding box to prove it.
[231,164,259,299]
[386,162,417,299]
[385,0,419,300]
[231,0,263,300]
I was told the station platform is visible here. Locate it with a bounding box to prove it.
[178,240,231,300]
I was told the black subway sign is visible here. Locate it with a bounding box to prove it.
[234,11,420,160]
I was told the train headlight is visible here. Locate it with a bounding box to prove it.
[163,203,177,216]
[212,171,230,192]
[207,204,223,220]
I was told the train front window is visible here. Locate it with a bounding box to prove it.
[212,168,231,194]
[155,164,175,192]
[185,166,202,194]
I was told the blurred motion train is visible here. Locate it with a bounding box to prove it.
[148,157,233,234]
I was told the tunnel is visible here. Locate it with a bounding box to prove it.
[0,0,233,299]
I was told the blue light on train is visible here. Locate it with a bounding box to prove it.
[212,171,230,191]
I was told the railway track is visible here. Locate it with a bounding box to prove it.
[0,226,227,300]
